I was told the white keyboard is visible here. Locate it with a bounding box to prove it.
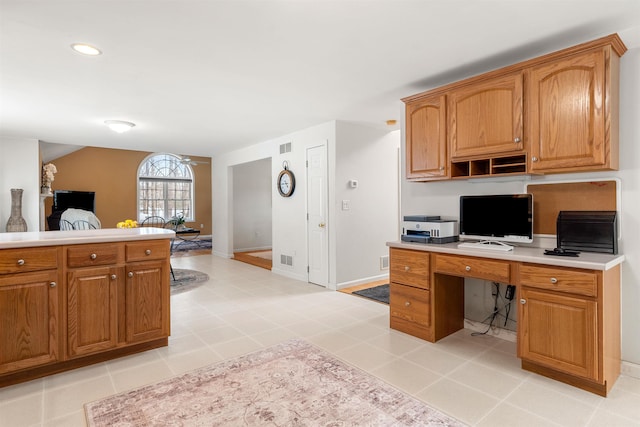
[457,241,514,252]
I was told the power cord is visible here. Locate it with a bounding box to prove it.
[471,282,517,336]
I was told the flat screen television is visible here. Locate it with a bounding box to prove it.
[53,190,96,213]
[459,193,533,244]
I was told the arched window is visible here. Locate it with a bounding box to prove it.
[138,153,194,221]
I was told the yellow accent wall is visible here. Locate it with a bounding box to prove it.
[44,147,212,234]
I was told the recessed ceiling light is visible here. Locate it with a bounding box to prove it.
[71,43,102,56]
[104,120,135,133]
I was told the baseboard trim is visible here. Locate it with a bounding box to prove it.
[621,360,640,379]
[337,274,389,290]
[463,318,517,342]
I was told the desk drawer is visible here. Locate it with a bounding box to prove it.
[434,254,510,283]
[0,247,59,274]
[390,283,431,328]
[67,243,123,268]
[518,264,597,297]
[390,248,429,289]
[125,240,169,262]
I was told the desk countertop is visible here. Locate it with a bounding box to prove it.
[387,241,625,271]
[0,228,176,249]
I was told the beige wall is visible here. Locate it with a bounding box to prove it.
[45,147,212,234]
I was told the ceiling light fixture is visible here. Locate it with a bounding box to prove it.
[104,120,135,133]
[386,119,397,126]
[71,43,102,56]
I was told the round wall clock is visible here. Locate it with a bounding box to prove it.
[277,161,295,197]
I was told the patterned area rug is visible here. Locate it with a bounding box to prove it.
[172,238,212,252]
[170,268,209,295]
[85,339,465,426]
[353,284,390,304]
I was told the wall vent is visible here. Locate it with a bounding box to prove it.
[280,254,293,266]
[380,255,390,270]
[280,142,292,154]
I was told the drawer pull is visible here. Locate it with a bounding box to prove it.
[17,259,25,266]
[128,272,134,278]
[145,249,152,255]
[90,253,97,260]
[111,274,117,280]
[404,266,410,271]
[50,281,57,288]
[514,137,521,143]
[465,265,471,271]
[550,277,558,284]
[405,301,411,307]
[520,298,526,305]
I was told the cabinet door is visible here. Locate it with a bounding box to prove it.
[518,287,598,380]
[405,95,447,179]
[67,266,119,357]
[528,49,608,172]
[449,73,524,159]
[0,270,60,374]
[125,260,169,344]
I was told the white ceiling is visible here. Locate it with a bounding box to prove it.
[2,0,639,161]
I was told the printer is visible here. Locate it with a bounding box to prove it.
[401,215,459,244]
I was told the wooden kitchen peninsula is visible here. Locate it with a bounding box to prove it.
[387,241,625,396]
[0,228,174,387]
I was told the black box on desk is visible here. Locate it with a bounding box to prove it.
[557,211,618,254]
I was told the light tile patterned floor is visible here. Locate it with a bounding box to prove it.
[1,254,639,426]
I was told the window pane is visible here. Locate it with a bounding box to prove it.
[138,154,194,221]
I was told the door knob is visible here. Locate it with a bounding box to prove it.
[319,222,326,228]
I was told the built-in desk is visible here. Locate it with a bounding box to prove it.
[386,241,625,396]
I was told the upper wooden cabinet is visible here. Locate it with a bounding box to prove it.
[402,33,626,181]
[405,95,448,180]
[448,72,524,159]
[528,47,618,173]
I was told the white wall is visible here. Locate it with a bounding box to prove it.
[213,120,400,289]
[334,122,400,287]
[0,137,40,232]
[399,46,640,365]
[213,121,336,284]
[232,158,272,252]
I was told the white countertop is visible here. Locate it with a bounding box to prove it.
[387,241,625,271]
[0,228,176,249]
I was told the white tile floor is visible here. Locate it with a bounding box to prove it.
[1,254,639,426]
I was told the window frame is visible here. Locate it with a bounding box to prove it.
[137,153,196,222]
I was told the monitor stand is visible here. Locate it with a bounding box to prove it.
[457,240,514,252]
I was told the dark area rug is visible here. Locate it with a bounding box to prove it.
[172,238,212,252]
[353,284,389,304]
[170,268,210,295]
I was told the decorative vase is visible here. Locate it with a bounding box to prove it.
[6,188,28,232]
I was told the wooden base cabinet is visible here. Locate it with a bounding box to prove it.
[0,238,171,387]
[517,263,621,396]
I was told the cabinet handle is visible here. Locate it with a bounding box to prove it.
[532,156,538,162]
[128,272,134,278]
[405,301,411,307]
[520,298,526,305]
[439,166,445,171]
[404,266,410,271]
[550,277,558,284]
[465,265,471,271]
[17,259,25,266]
[145,249,151,255]
[90,253,97,260]
[514,137,521,143]
[50,281,57,288]
[111,274,117,280]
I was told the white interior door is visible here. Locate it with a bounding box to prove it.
[307,144,328,286]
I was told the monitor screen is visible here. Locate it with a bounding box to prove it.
[53,190,96,213]
[459,194,533,244]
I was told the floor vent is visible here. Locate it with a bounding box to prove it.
[380,255,389,270]
[280,254,293,266]
[280,142,292,154]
